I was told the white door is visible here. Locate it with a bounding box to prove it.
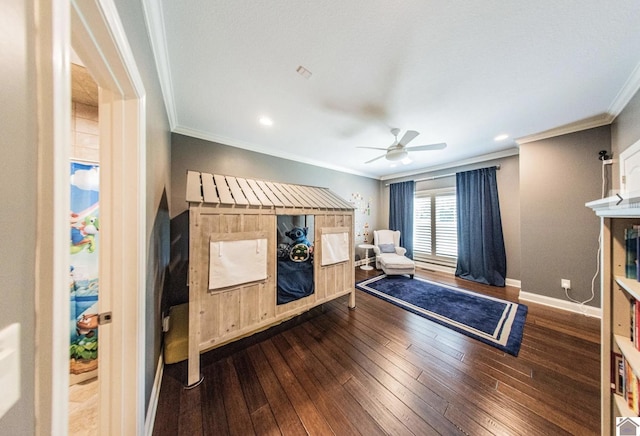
[35,0,147,434]
[72,2,147,434]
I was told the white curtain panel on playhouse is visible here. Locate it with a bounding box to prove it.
[209,238,268,290]
[321,232,349,266]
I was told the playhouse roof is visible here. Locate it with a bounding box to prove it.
[186,171,354,210]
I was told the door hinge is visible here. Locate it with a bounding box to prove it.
[98,312,112,325]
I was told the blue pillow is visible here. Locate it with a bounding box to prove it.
[378,243,396,253]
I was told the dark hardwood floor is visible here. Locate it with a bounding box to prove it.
[153,268,601,435]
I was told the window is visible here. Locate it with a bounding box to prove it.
[413,188,457,265]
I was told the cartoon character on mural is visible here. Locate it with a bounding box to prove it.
[70,213,100,254]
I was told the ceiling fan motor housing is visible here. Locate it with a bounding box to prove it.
[386,149,408,161]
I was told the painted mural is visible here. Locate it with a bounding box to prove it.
[69,161,100,375]
[350,192,372,243]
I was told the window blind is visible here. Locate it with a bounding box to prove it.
[413,188,457,264]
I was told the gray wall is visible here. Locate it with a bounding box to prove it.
[169,133,380,306]
[520,126,610,307]
[0,0,36,432]
[380,154,521,281]
[113,0,172,414]
[171,133,380,220]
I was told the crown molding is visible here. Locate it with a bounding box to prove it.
[172,125,379,179]
[516,62,640,145]
[608,60,640,117]
[141,0,178,129]
[380,148,520,181]
[515,113,614,145]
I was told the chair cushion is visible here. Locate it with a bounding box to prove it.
[379,253,415,270]
[378,243,396,253]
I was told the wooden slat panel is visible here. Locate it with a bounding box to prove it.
[214,174,236,205]
[256,180,283,207]
[240,285,261,329]
[260,281,275,322]
[269,182,296,208]
[303,186,333,209]
[201,172,220,204]
[199,292,220,349]
[287,184,321,209]
[188,171,353,209]
[331,191,354,209]
[314,188,343,209]
[277,183,305,207]
[247,179,273,207]
[227,176,249,206]
[186,170,203,202]
[264,182,292,207]
[236,177,262,206]
[219,290,241,336]
[188,207,206,385]
[324,189,353,209]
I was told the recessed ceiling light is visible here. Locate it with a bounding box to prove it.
[258,116,273,127]
[494,134,509,141]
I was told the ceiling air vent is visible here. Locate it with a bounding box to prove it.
[296,65,312,79]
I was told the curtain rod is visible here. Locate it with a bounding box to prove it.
[385,164,500,186]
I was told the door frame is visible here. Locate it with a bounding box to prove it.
[35,0,146,434]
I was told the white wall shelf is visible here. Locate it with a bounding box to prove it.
[586,198,640,434]
[616,276,640,301]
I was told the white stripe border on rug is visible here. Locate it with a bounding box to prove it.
[358,275,519,346]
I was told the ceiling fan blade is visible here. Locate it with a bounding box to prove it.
[398,130,419,146]
[406,142,447,152]
[365,154,386,164]
[356,146,388,151]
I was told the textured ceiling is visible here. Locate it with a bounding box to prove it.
[146,1,640,179]
[71,63,98,107]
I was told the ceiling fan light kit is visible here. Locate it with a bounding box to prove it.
[386,149,408,161]
[358,128,447,164]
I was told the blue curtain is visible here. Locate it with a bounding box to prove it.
[455,167,506,286]
[389,181,414,259]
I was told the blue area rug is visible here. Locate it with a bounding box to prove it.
[356,275,527,356]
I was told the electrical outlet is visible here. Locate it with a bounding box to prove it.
[561,279,571,289]
[162,315,170,332]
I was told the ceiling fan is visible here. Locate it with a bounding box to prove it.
[358,128,446,164]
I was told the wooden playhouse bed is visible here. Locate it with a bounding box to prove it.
[183,171,355,386]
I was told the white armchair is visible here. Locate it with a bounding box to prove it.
[372,230,415,278]
[372,230,405,267]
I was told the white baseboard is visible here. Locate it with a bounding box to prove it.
[355,256,375,267]
[505,278,521,288]
[415,262,521,289]
[355,258,364,267]
[519,290,602,318]
[415,261,455,274]
[144,352,164,436]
